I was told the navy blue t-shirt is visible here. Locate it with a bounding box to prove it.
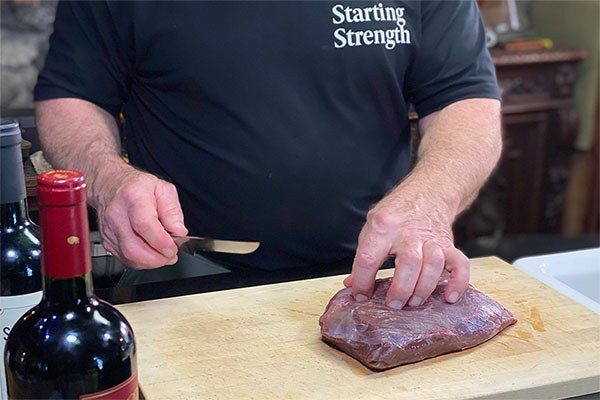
[35,1,500,270]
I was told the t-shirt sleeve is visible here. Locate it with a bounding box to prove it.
[406,0,500,117]
[34,1,132,117]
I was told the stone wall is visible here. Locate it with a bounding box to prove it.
[1,0,57,110]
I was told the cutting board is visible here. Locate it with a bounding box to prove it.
[116,257,600,399]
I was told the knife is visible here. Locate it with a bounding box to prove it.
[171,235,260,255]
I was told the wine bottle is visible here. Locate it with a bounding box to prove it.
[0,120,42,400]
[4,170,138,399]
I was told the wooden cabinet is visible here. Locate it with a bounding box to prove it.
[454,48,587,245]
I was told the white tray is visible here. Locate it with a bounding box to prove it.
[513,248,600,314]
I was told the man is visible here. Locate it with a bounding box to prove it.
[35,1,501,309]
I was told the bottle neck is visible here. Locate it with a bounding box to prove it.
[43,273,94,304]
[40,196,93,290]
[1,134,27,205]
[1,199,29,226]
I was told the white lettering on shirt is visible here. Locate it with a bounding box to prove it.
[332,4,345,24]
[333,28,347,48]
[331,3,412,50]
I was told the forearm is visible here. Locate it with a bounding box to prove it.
[388,98,502,221]
[36,98,135,208]
[350,98,499,305]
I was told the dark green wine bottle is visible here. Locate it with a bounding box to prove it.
[4,170,137,399]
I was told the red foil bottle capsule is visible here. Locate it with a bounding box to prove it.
[37,170,91,279]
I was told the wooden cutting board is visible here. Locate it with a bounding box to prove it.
[116,257,600,399]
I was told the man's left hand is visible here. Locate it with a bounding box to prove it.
[343,190,470,309]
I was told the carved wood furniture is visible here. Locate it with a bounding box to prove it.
[454,48,587,246]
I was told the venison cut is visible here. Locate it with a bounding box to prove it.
[319,277,516,371]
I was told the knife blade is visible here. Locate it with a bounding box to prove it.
[171,235,260,255]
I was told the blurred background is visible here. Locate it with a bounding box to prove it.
[1,0,598,268]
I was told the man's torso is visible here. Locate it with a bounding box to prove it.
[111,2,421,269]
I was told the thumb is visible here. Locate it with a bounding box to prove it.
[343,275,352,287]
[155,181,188,236]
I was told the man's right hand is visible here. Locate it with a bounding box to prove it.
[97,169,188,269]
[35,98,187,269]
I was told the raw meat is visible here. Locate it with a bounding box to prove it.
[319,277,517,371]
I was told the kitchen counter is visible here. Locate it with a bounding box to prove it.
[115,256,600,399]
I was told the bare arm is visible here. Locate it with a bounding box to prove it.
[345,98,502,308]
[37,98,130,208]
[36,98,188,268]
[409,98,502,216]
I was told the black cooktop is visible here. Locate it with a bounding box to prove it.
[94,255,397,306]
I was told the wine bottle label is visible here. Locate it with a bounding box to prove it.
[80,374,138,400]
[0,291,43,400]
